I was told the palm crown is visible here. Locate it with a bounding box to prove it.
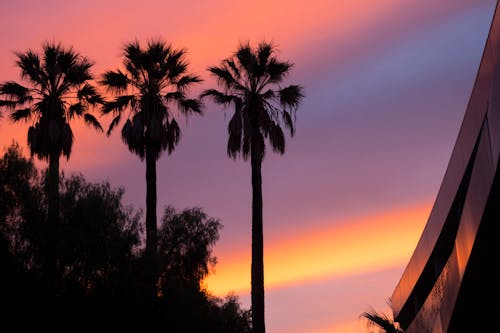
[202,41,303,160]
[101,40,202,160]
[0,42,103,160]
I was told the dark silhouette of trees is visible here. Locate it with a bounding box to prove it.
[0,143,44,315]
[0,143,251,331]
[0,42,103,298]
[202,41,303,333]
[101,39,202,297]
[158,206,221,289]
[56,174,142,297]
[155,206,251,332]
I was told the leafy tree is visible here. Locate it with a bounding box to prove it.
[0,143,44,312]
[0,42,103,295]
[158,206,221,288]
[202,41,303,333]
[154,206,252,332]
[101,39,202,295]
[56,174,142,297]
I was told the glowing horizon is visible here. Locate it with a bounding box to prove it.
[205,202,430,296]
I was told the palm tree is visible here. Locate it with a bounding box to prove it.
[202,41,304,333]
[100,39,202,296]
[0,42,103,295]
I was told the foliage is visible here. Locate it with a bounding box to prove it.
[56,173,142,296]
[0,42,102,161]
[0,143,251,331]
[202,41,304,160]
[101,39,202,160]
[158,205,221,287]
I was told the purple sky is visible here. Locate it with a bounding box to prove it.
[0,1,497,331]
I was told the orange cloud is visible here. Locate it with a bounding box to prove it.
[204,202,430,295]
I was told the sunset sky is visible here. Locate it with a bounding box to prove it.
[0,1,497,332]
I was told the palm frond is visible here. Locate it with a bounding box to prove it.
[267,58,292,83]
[68,103,85,118]
[102,95,135,114]
[166,59,188,81]
[236,43,258,76]
[282,110,295,136]
[77,83,98,101]
[121,117,145,159]
[65,60,93,85]
[176,74,202,90]
[279,85,303,109]
[208,66,237,89]
[16,50,47,87]
[10,107,32,122]
[83,113,103,131]
[106,114,121,136]
[269,123,285,154]
[200,89,235,106]
[42,42,60,74]
[147,40,169,65]
[165,118,180,154]
[227,109,243,158]
[165,91,185,101]
[179,98,202,115]
[101,70,128,92]
[77,83,104,105]
[54,44,78,73]
[225,59,241,80]
[125,59,142,83]
[261,89,275,99]
[258,42,273,67]
[0,81,30,100]
[166,49,188,80]
[124,41,143,69]
[61,122,74,159]
[166,48,183,68]
[360,308,403,333]
[87,93,104,105]
[0,100,18,108]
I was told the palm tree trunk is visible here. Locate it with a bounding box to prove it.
[251,147,265,333]
[145,147,158,298]
[46,150,60,301]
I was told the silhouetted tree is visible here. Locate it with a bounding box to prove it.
[158,206,221,289]
[202,41,303,333]
[0,144,144,327]
[0,144,251,331]
[216,294,252,333]
[360,307,403,333]
[0,42,103,297]
[0,143,43,312]
[101,39,202,296]
[153,206,252,332]
[56,174,142,298]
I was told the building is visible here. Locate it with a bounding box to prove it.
[390,3,500,332]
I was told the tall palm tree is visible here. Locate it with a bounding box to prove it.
[100,39,202,296]
[202,41,304,333]
[0,42,103,294]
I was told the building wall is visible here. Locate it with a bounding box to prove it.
[391,2,500,332]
